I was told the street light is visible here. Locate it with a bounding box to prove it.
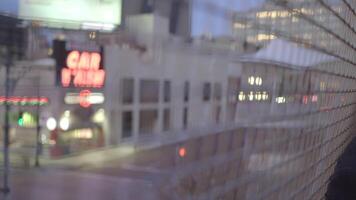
[46,117,57,131]
[59,117,70,131]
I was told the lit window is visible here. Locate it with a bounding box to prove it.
[255,92,262,101]
[248,91,254,101]
[255,77,263,86]
[276,97,286,104]
[262,91,269,100]
[248,76,255,85]
[256,34,276,41]
[238,91,246,101]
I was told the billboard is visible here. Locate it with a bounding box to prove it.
[18,0,122,29]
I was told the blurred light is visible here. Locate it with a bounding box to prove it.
[248,76,255,85]
[256,34,276,41]
[46,117,57,131]
[41,134,47,143]
[238,91,246,101]
[320,81,326,90]
[89,31,97,39]
[92,109,105,123]
[312,95,318,103]
[49,140,56,145]
[255,77,263,86]
[73,129,93,139]
[48,48,53,56]
[60,117,70,131]
[262,91,268,100]
[248,91,254,101]
[255,92,262,101]
[64,110,70,117]
[88,95,105,105]
[82,22,115,31]
[18,117,24,127]
[178,147,187,158]
[65,92,105,107]
[303,95,308,104]
[276,97,286,104]
[0,96,49,106]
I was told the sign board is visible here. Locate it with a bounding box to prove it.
[53,40,105,88]
[0,96,49,106]
[18,0,122,30]
[61,50,105,88]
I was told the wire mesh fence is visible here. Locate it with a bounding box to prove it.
[141,0,356,199]
[0,0,355,199]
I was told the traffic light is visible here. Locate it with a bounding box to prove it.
[17,112,37,127]
[18,112,24,126]
[177,146,187,158]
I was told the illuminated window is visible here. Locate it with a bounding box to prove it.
[255,77,263,86]
[248,76,262,86]
[255,92,262,101]
[320,81,326,91]
[248,76,255,85]
[256,34,276,41]
[238,91,246,101]
[262,91,269,100]
[233,22,246,29]
[248,91,254,101]
[276,97,286,104]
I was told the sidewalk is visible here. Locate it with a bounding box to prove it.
[3,168,158,200]
[4,119,308,170]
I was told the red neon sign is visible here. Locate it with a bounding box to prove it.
[79,90,91,108]
[0,96,49,106]
[61,51,105,88]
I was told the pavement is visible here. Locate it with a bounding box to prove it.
[0,119,311,200]
[1,168,158,200]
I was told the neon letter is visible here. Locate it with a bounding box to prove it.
[78,52,91,70]
[66,51,80,69]
[90,53,101,70]
[61,69,71,87]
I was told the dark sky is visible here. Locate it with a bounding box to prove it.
[192,0,265,36]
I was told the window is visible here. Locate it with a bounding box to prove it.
[215,106,221,123]
[183,107,188,129]
[122,78,134,104]
[163,80,171,102]
[184,81,190,102]
[139,109,158,134]
[122,111,133,138]
[163,109,170,131]
[140,79,159,103]
[203,82,211,101]
[214,83,222,101]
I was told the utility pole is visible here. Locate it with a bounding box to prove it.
[1,24,13,194]
[35,77,41,167]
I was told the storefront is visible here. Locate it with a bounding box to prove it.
[47,41,107,157]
